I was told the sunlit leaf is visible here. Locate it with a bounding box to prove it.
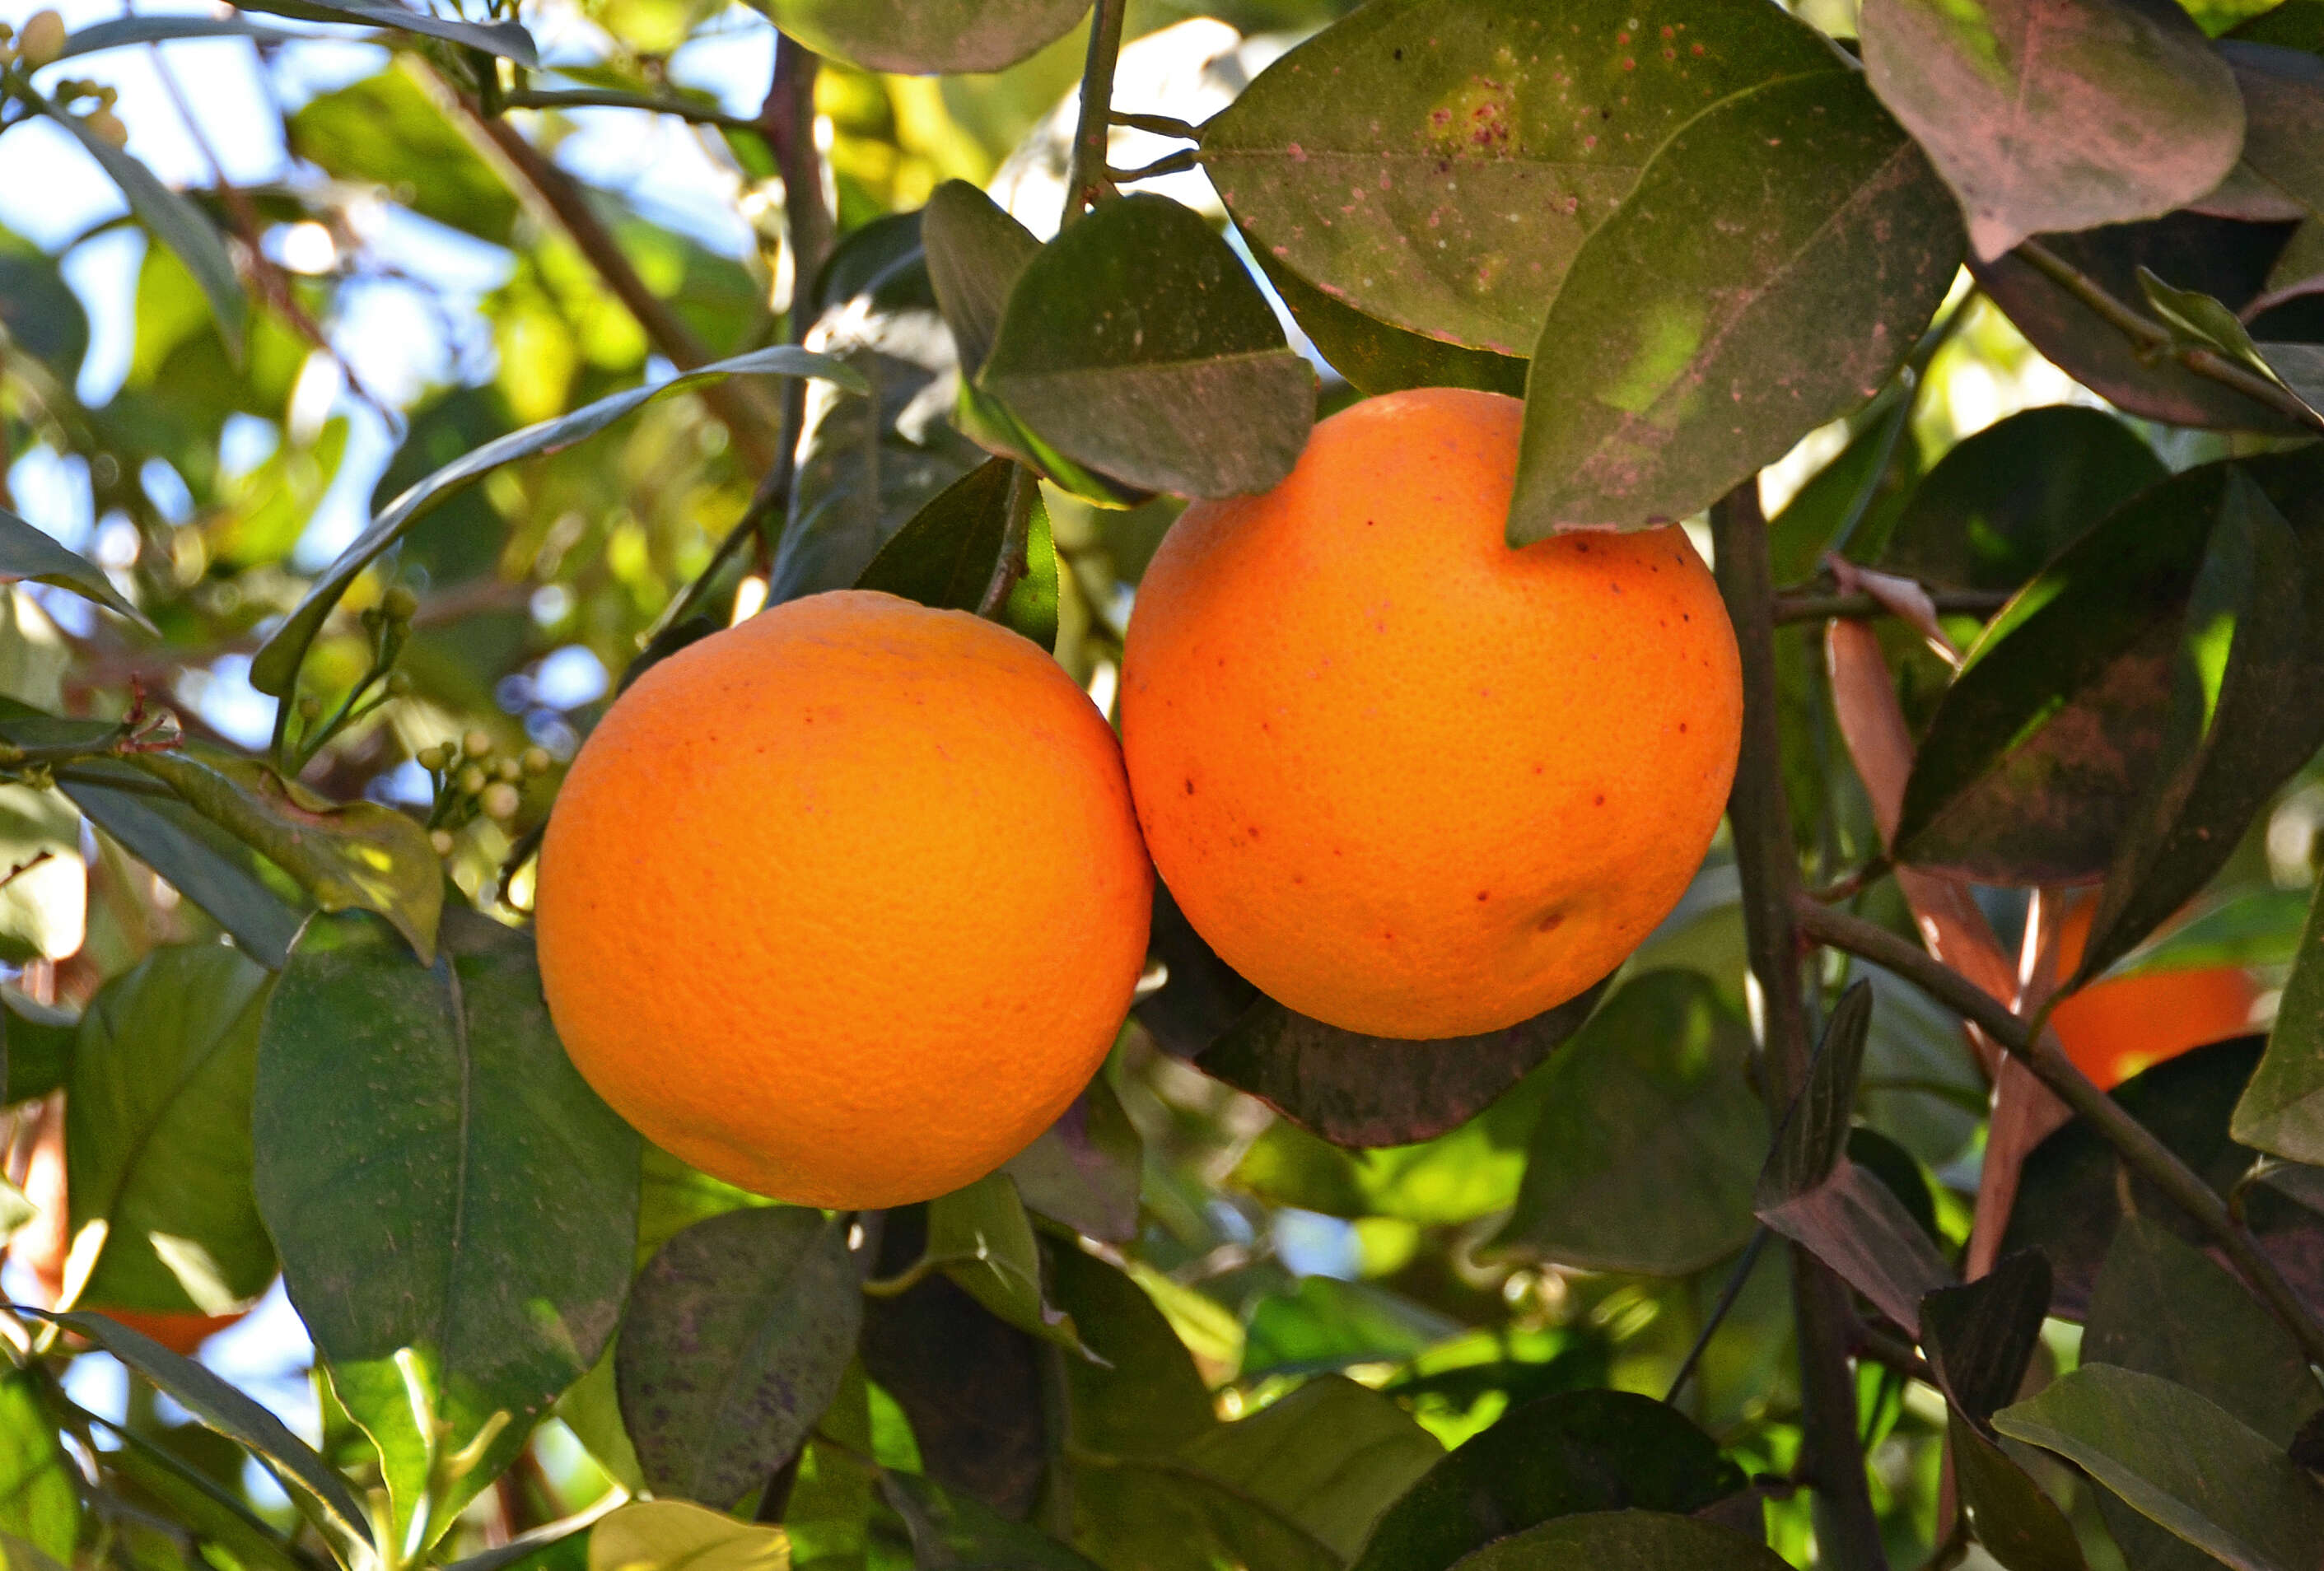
[236,0,537,63]
[0,1374,75,1565]
[587,1502,789,1571]
[917,1173,1080,1352]
[1444,1510,1788,1571]
[0,507,152,631]
[854,456,1061,650]
[754,0,1088,73]
[2234,876,2324,1163]
[1176,1377,1440,1561]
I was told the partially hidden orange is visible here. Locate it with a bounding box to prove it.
[535,590,1152,1208]
[2048,898,2259,1091]
[1121,388,1743,1040]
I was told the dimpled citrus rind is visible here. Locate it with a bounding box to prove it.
[1121,388,1743,1040]
[535,590,1153,1208]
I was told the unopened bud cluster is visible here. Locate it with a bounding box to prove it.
[4,15,130,147]
[419,727,551,854]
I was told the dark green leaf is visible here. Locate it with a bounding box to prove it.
[1948,1416,2089,1571]
[0,507,153,631]
[756,0,1088,73]
[1002,1075,1141,1242]
[2237,878,2324,1162]
[1758,1158,1955,1334]
[1969,214,2309,431]
[1759,980,1874,1203]
[1919,1252,2051,1429]
[853,457,1061,650]
[1879,407,2166,593]
[0,231,89,380]
[1860,0,2242,259]
[1895,459,2247,883]
[2212,43,2324,221]
[234,0,536,63]
[61,762,306,969]
[1202,0,1836,357]
[918,1173,1080,1352]
[1767,384,1923,580]
[2121,885,2311,977]
[879,1471,1103,1571]
[1995,1364,2324,1571]
[1045,1241,1214,1459]
[1491,971,1765,1275]
[40,1310,371,1562]
[1243,239,1526,399]
[253,345,865,698]
[1350,1391,1745,1571]
[922,182,1040,380]
[1509,69,1962,538]
[58,15,296,55]
[69,944,276,1314]
[255,911,639,1552]
[1175,1377,1440,1561]
[37,97,245,361]
[980,194,1314,500]
[0,1374,75,1565]
[1443,1510,1788,1571]
[616,1205,860,1508]
[105,1426,317,1571]
[585,1501,788,1571]
[2086,1216,2319,1447]
[2077,473,2320,982]
[129,750,440,964]
[3,987,75,1103]
[1240,1276,1463,1380]
[1198,979,1607,1151]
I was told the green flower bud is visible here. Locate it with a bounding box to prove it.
[458,764,488,795]
[416,744,447,772]
[382,585,420,620]
[296,693,322,720]
[492,757,522,783]
[520,747,553,776]
[384,670,413,697]
[462,728,494,760]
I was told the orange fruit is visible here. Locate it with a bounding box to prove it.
[2048,899,2259,1091]
[535,590,1152,1208]
[1120,388,1743,1040]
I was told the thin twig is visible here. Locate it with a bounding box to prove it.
[1062,0,1132,222]
[1794,897,2324,1368]
[1666,1224,1773,1405]
[1710,485,1891,1571]
[502,86,759,131]
[2013,240,2324,432]
[975,464,1040,621]
[1108,110,1198,140]
[1109,149,1198,184]
[1773,589,2012,625]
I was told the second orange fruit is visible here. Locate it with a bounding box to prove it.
[1122,389,1743,1039]
[2049,898,2259,1091]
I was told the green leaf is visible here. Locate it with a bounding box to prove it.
[853,457,1061,650]
[615,1206,861,1508]
[37,96,245,361]
[2076,473,2320,981]
[1509,68,1961,538]
[912,1174,1080,1352]
[289,68,520,247]
[1002,1076,1142,1243]
[1196,978,1608,1150]
[1240,239,1527,400]
[1766,383,1924,580]
[1351,1392,1745,1571]
[68,944,276,1314]
[1859,0,2244,259]
[0,231,89,380]
[58,15,296,56]
[1946,1417,2089,1571]
[129,749,441,964]
[1175,1377,1441,1561]
[1202,0,1837,357]
[1757,1156,1955,1336]
[1045,1242,1214,1460]
[2211,44,2324,221]
[254,911,639,1556]
[754,0,1088,73]
[0,1373,75,1566]
[0,507,153,631]
[252,346,864,700]
[1879,407,2166,594]
[1895,459,2246,883]
[979,194,1314,501]
[60,762,307,969]
[1240,1276,1463,1381]
[105,1426,315,1571]
[921,182,1041,381]
[1994,1364,2324,1571]
[234,0,537,63]
[2118,886,2312,977]
[1490,971,1766,1275]
[879,1471,1102,1571]
[2237,878,2324,1163]
[1444,1511,1788,1571]
[1919,1252,2051,1430]
[3,987,75,1103]
[41,1310,371,1563]
[587,1501,790,1571]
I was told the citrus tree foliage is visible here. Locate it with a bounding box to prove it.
[4,1,2324,1570]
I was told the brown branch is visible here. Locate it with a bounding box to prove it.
[1062,0,1132,223]
[1710,484,1891,1571]
[1774,588,2012,625]
[1794,897,2324,1368]
[458,96,781,472]
[502,87,759,131]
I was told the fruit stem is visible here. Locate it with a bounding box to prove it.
[1710,482,1891,1571]
[977,464,1042,622]
[1795,895,2324,1370]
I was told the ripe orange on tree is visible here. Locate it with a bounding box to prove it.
[535,590,1152,1209]
[2048,897,2260,1091]
[1121,388,1743,1040]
